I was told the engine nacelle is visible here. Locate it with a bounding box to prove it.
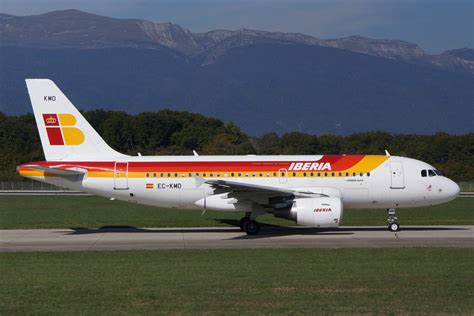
[291,197,343,227]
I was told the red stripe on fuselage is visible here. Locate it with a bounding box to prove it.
[19,155,365,173]
[330,155,364,170]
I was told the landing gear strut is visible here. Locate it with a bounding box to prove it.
[387,208,400,232]
[243,220,260,235]
[239,209,264,235]
[239,213,250,231]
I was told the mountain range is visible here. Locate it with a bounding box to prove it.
[1,9,473,134]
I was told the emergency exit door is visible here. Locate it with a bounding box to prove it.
[114,162,129,190]
[390,162,405,189]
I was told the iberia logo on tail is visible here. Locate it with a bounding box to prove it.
[42,113,84,145]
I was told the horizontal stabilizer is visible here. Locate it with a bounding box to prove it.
[22,165,86,176]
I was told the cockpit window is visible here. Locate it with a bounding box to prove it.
[434,169,443,176]
[428,170,436,177]
[421,170,427,177]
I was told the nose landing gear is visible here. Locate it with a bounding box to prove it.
[387,208,400,232]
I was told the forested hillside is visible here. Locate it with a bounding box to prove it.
[0,110,472,181]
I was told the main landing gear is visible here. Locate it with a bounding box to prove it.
[387,208,400,232]
[239,212,261,235]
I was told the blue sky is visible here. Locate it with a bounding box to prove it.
[1,0,472,53]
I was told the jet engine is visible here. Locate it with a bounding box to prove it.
[275,197,343,227]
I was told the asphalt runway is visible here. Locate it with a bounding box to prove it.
[1,225,473,252]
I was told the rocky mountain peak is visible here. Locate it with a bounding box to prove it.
[136,20,199,54]
[443,48,474,62]
[320,36,426,60]
[0,9,472,74]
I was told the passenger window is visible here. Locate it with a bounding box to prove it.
[310,172,314,177]
[428,170,436,177]
[231,172,235,177]
[421,170,427,177]
[292,172,296,177]
[367,172,370,177]
[167,173,171,177]
[146,173,150,178]
[303,172,307,177]
[346,172,349,177]
[331,172,335,177]
[338,172,342,177]
[274,172,278,177]
[360,172,363,177]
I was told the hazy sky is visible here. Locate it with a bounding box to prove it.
[1,0,472,53]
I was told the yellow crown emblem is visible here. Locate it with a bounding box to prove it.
[45,116,57,124]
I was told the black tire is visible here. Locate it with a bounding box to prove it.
[389,222,400,232]
[244,220,260,235]
[239,216,250,231]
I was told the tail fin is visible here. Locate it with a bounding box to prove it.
[25,79,126,161]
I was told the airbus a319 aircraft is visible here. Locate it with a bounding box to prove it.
[18,79,460,235]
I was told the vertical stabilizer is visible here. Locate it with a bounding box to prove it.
[25,79,126,161]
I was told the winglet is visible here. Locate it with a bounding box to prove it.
[385,150,390,156]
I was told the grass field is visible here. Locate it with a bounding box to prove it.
[1,248,473,314]
[0,196,473,229]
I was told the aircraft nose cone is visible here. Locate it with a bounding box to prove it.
[445,180,460,200]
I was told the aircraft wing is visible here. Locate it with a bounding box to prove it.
[205,179,322,198]
[22,165,87,176]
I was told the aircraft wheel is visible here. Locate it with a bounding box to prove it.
[244,220,260,235]
[239,216,250,231]
[388,222,400,232]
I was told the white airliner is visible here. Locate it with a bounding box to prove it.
[18,79,460,234]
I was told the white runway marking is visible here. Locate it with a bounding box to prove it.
[1,226,472,252]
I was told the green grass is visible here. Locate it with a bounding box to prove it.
[0,196,473,229]
[1,249,473,314]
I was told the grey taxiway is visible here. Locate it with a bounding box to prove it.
[1,225,472,252]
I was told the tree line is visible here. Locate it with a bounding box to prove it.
[1,110,473,181]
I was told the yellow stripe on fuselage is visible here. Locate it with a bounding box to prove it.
[19,156,390,180]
